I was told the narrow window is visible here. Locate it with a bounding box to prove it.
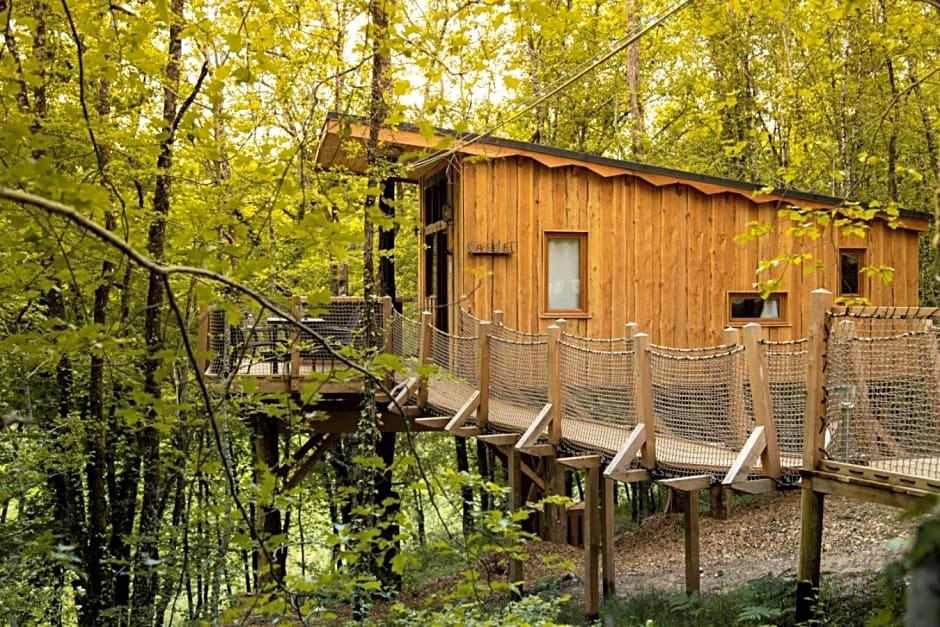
[839,249,864,296]
[545,232,587,314]
[729,292,787,325]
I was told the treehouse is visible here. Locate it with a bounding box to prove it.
[315,112,930,347]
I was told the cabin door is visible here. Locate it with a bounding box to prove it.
[423,174,449,333]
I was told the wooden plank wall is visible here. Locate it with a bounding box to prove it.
[445,156,923,347]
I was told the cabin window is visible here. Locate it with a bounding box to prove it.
[728,292,787,325]
[545,232,587,314]
[839,249,864,296]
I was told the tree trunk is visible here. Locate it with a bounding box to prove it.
[455,436,474,536]
[131,0,186,622]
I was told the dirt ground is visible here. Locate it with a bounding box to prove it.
[518,489,918,602]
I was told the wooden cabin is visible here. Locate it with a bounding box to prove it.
[316,113,930,346]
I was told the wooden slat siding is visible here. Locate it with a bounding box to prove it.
[686,188,704,347]
[614,177,629,331]
[516,157,535,330]
[457,164,471,316]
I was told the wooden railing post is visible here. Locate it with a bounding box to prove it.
[548,324,563,446]
[722,327,747,448]
[476,320,491,430]
[382,296,394,355]
[492,309,504,327]
[633,333,656,468]
[417,311,433,408]
[797,289,833,622]
[743,323,781,478]
[290,296,303,393]
[197,306,210,374]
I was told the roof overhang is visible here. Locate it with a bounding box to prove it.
[315,113,931,231]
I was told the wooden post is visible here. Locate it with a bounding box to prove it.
[685,489,700,595]
[742,323,781,478]
[633,333,656,468]
[544,323,567,543]
[797,289,833,622]
[723,327,747,448]
[197,306,210,374]
[548,324,563,446]
[602,477,616,598]
[290,296,303,393]
[382,295,394,355]
[508,447,524,597]
[477,320,491,430]
[492,309,504,327]
[585,463,601,620]
[625,322,640,338]
[417,311,433,408]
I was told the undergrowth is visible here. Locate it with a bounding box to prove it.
[601,568,907,627]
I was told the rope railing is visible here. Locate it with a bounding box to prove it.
[760,338,808,456]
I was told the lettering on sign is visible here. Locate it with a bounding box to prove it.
[467,240,515,256]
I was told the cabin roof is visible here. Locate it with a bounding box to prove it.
[316,112,931,225]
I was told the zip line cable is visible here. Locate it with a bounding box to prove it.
[405,0,693,172]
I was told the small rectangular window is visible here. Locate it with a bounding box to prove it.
[729,292,787,325]
[545,232,587,314]
[839,249,864,296]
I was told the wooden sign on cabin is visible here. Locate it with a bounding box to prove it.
[467,240,515,256]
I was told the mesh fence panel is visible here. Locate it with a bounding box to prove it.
[825,312,940,481]
[762,338,807,456]
[560,332,629,351]
[426,327,478,414]
[491,323,547,342]
[459,309,481,337]
[559,339,636,454]
[488,335,548,432]
[205,298,388,378]
[650,343,750,475]
[390,309,420,360]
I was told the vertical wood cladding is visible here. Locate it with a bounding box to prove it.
[448,156,922,347]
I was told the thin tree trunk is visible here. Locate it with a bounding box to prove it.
[131,0,186,621]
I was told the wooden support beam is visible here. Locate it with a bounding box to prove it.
[729,478,777,495]
[444,390,481,432]
[508,447,524,597]
[797,289,833,623]
[722,425,767,485]
[742,323,781,478]
[516,404,553,450]
[516,443,556,457]
[659,474,711,491]
[557,455,601,470]
[477,433,519,447]
[604,424,647,479]
[388,376,421,412]
[453,426,481,438]
[413,416,450,429]
[633,334,656,467]
[284,433,340,491]
[477,320,491,430]
[685,487,700,596]
[602,477,616,598]
[606,468,651,483]
[585,463,601,620]
[808,471,932,507]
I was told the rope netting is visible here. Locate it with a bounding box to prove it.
[824,311,940,480]
[760,338,807,456]
[558,338,637,456]
[491,323,548,342]
[487,335,548,432]
[649,343,751,476]
[459,309,481,337]
[560,331,629,352]
[390,309,420,361]
[427,327,479,413]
